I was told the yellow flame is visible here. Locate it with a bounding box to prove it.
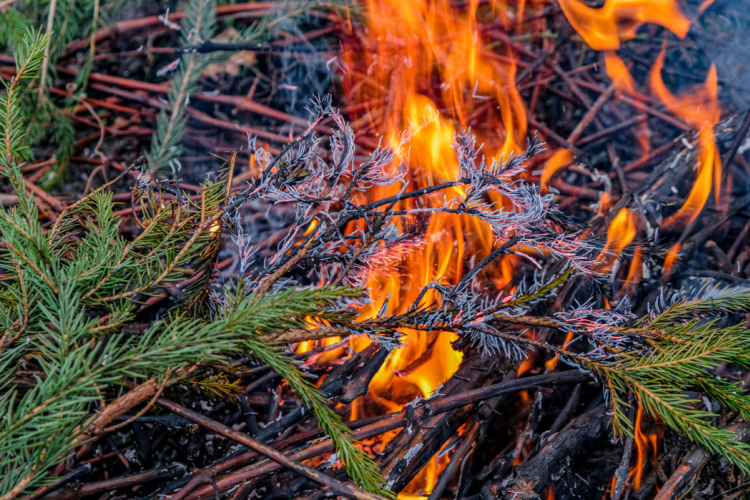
[343,1,529,493]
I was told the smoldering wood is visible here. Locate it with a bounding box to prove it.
[8,0,750,499]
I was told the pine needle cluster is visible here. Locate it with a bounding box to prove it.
[147,0,294,175]
[0,33,391,498]
[385,267,750,474]
[148,0,218,175]
[0,0,124,187]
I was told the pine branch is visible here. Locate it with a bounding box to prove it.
[148,0,216,174]
[0,29,50,167]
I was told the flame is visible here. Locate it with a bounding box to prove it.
[595,208,636,272]
[545,331,575,371]
[607,402,659,497]
[518,357,535,377]
[662,242,681,283]
[631,402,659,490]
[604,51,635,95]
[544,485,555,500]
[334,0,712,494]
[632,403,647,489]
[341,1,529,494]
[604,51,651,158]
[596,192,613,218]
[650,51,722,226]
[541,149,574,192]
[557,0,689,51]
[621,245,643,297]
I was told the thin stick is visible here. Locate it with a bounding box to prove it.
[567,84,616,144]
[182,370,589,499]
[38,0,56,104]
[722,108,750,180]
[155,397,387,500]
[99,368,171,434]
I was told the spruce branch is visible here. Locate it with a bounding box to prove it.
[148,0,217,174]
[0,29,50,167]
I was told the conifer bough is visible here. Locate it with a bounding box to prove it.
[4,26,750,500]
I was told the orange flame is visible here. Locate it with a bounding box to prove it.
[541,149,574,192]
[342,1,530,494]
[650,51,722,226]
[604,51,651,158]
[631,402,659,490]
[557,0,690,51]
[545,331,575,371]
[662,242,681,283]
[604,51,635,95]
[335,0,712,495]
[621,245,643,297]
[608,404,659,497]
[632,403,647,489]
[595,208,637,273]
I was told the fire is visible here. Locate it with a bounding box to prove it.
[545,331,575,371]
[632,403,647,489]
[342,0,527,494]
[621,245,643,297]
[650,51,722,226]
[540,149,574,192]
[604,51,635,95]
[662,242,681,283]
[557,0,689,51]
[629,403,660,492]
[332,0,716,495]
[557,0,721,227]
[604,51,651,158]
[595,208,636,273]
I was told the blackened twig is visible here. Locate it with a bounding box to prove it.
[504,405,610,495]
[180,371,589,499]
[30,465,92,500]
[722,109,750,181]
[654,422,750,500]
[450,236,521,299]
[612,404,638,500]
[155,397,388,500]
[41,464,187,500]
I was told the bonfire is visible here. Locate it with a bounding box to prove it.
[1,1,750,500]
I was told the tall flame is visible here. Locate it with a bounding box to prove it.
[332,0,720,495]
[650,51,721,226]
[342,1,528,494]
